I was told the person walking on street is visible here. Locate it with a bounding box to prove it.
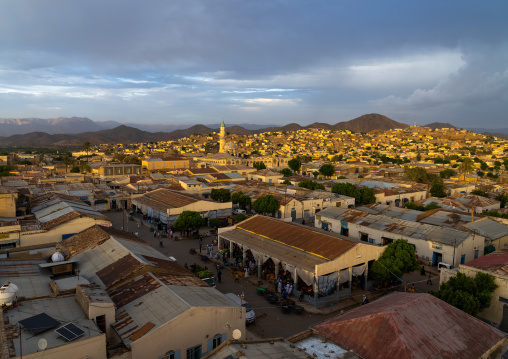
[159,237,163,247]
[421,265,425,276]
[235,273,239,283]
[427,273,433,285]
[217,270,222,283]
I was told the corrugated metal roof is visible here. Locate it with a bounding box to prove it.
[236,216,357,261]
[313,292,506,359]
[319,208,470,247]
[464,218,508,240]
[464,249,508,276]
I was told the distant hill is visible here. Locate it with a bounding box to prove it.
[424,122,457,129]
[0,113,412,147]
[0,117,108,136]
[332,113,409,132]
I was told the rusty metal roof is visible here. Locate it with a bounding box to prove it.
[464,249,508,276]
[236,216,357,261]
[313,292,506,359]
[97,254,145,288]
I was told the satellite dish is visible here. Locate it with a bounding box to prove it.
[38,338,47,351]
[232,329,242,340]
[51,252,65,262]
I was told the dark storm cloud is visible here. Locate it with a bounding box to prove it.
[0,0,507,127]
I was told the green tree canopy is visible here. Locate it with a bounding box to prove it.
[174,211,205,230]
[370,239,420,283]
[495,193,508,208]
[471,189,489,198]
[331,183,375,205]
[280,168,292,177]
[70,166,80,173]
[288,158,301,172]
[231,191,251,209]
[430,178,447,198]
[253,161,266,170]
[233,213,248,223]
[440,168,456,179]
[430,271,497,316]
[83,141,92,163]
[319,164,335,178]
[298,180,325,190]
[210,188,231,202]
[208,218,222,228]
[281,179,293,185]
[252,194,279,215]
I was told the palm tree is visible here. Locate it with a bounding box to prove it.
[459,158,474,174]
[83,141,92,163]
[63,154,74,173]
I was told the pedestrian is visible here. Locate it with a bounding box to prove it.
[159,237,163,247]
[362,294,369,305]
[199,242,202,253]
[235,273,239,283]
[421,265,425,276]
[244,267,249,278]
[427,274,433,285]
[282,289,287,299]
[288,283,293,296]
[277,280,283,294]
[137,222,141,229]
[217,270,222,283]
[153,230,157,238]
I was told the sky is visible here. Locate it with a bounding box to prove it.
[0,1,507,128]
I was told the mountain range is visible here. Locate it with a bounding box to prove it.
[0,114,506,147]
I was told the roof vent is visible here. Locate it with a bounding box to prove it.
[51,252,65,262]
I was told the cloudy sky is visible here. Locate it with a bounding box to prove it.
[0,1,507,128]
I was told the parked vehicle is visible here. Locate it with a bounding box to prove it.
[202,277,216,288]
[437,262,453,271]
[233,209,247,215]
[225,293,256,324]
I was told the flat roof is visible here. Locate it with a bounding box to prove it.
[4,296,103,357]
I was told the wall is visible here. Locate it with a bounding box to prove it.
[0,193,17,217]
[18,333,106,359]
[20,217,112,247]
[131,307,245,359]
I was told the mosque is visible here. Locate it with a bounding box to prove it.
[197,121,292,168]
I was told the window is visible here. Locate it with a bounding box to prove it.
[212,334,222,349]
[360,233,369,242]
[186,345,201,359]
[159,350,179,359]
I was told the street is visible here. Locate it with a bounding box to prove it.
[105,211,342,339]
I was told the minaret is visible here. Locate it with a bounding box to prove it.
[219,120,226,153]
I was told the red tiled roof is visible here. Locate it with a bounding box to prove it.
[464,249,508,276]
[313,292,506,359]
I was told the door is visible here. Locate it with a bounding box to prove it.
[291,209,297,221]
[321,222,329,231]
[461,254,466,264]
[432,252,442,266]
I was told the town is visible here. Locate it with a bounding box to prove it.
[1,120,508,359]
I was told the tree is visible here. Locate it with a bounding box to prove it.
[210,188,231,202]
[252,195,279,215]
[331,183,358,198]
[288,158,301,173]
[233,213,248,223]
[440,168,456,179]
[70,166,80,173]
[253,161,266,170]
[232,191,251,209]
[471,189,489,198]
[331,183,375,205]
[319,164,335,178]
[281,179,293,185]
[174,211,205,230]
[63,154,74,173]
[358,188,376,205]
[208,218,222,228]
[495,193,508,208]
[280,168,292,177]
[83,141,92,163]
[430,179,447,198]
[331,154,343,162]
[370,239,420,283]
[298,180,325,190]
[430,271,497,316]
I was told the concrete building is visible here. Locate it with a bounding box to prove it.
[142,155,190,172]
[0,186,18,218]
[440,248,508,326]
[19,193,112,247]
[96,163,142,177]
[218,216,385,308]
[316,207,484,267]
[131,188,232,225]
